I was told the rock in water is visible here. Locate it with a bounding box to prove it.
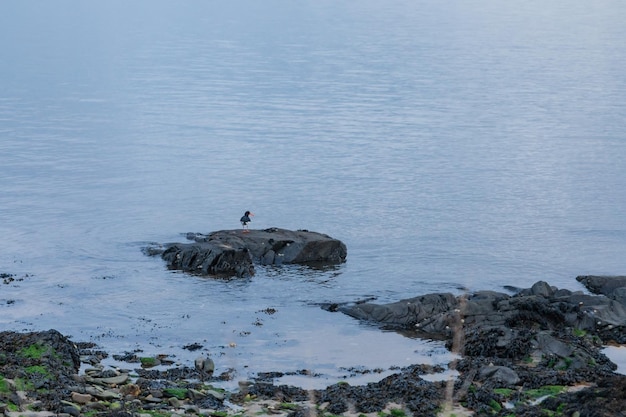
[150,228,347,278]
[195,356,215,374]
[577,275,626,302]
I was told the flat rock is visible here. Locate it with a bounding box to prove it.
[148,228,347,278]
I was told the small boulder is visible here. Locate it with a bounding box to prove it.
[478,365,520,385]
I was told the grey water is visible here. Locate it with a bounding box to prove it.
[2,0,626,388]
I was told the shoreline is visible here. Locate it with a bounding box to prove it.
[1,328,624,417]
[2,276,626,416]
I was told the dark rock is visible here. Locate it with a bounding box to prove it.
[192,228,347,265]
[0,329,81,414]
[541,375,626,417]
[338,292,458,332]
[161,241,255,278]
[149,228,346,278]
[336,280,626,344]
[577,275,626,303]
[315,370,443,416]
[62,404,81,416]
[330,278,626,414]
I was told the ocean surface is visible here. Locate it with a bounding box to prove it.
[2,0,626,388]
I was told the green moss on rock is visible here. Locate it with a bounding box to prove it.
[18,344,50,360]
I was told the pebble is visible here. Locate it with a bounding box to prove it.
[84,386,120,400]
[99,374,129,385]
[206,389,226,400]
[119,383,141,397]
[144,395,163,403]
[195,356,215,373]
[70,392,92,404]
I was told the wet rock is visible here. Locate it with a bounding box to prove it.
[317,372,443,416]
[540,375,626,417]
[70,392,92,404]
[577,275,626,303]
[194,356,215,374]
[61,402,81,416]
[161,241,255,278]
[337,292,458,332]
[330,279,626,415]
[95,374,129,385]
[335,280,626,344]
[84,387,121,400]
[147,228,346,278]
[0,329,80,413]
[119,384,140,397]
[478,365,520,385]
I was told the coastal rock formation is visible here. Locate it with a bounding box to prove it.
[0,330,81,414]
[3,278,626,417]
[0,329,233,416]
[145,228,347,278]
[321,277,626,416]
[330,279,626,343]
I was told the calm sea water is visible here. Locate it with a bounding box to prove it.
[2,0,626,387]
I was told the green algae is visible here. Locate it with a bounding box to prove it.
[140,357,158,367]
[18,344,49,360]
[14,377,34,391]
[525,385,566,399]
[162,387,188,400]
[25,365,50,377]
[0,375,9,393]
[493,388,514,397]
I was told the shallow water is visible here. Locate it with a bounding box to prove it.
[2,0,626,386]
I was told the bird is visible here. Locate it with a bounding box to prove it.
[240,210,253,233]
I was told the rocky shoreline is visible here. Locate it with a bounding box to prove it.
[2,276,626,417]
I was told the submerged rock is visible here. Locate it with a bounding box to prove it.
[146,228,347,278]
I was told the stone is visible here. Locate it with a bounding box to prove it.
[60,401,81,417]
[119,384,141,397]
[206,389,226,400]
[334,280,626,337]
[577,275,626,303]
[70,392,92,404]
[167,397,181,407]
[615,287,626,305]
[148,228,347,278]
[534,333,573,358]
[194,356,215,374]
[84,387,120,400]
[144,395,163,403]
[530,281,554,297]
[99,374,129,385]
[336,292,458,331]
[478,365,520,385]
